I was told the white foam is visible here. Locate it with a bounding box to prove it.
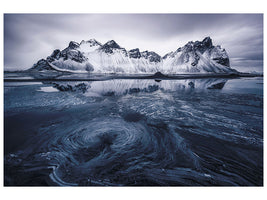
[38,86,58,92]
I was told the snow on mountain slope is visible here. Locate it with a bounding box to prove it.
[161,37,232,73]
[79,39,102,54]
[30,37,237,74]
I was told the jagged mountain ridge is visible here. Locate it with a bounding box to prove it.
[31,37,236,74]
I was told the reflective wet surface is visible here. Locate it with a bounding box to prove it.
[4,76,263,186]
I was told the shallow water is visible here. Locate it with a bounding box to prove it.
[4,76,263,186]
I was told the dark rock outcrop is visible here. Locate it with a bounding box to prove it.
[129,48,141,59]
[31,59,54,71]
[68,41,80,49]
[141,51,161,63]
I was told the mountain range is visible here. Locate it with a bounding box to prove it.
[30,37,237,74]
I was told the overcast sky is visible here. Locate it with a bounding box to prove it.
[4,14,263,72]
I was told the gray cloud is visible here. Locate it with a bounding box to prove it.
[4,14,263,72]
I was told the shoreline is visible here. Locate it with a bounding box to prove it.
[4,72,263,82]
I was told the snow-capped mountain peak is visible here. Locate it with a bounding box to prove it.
[30,37,237,74]
[162,37,232,73]
[202,36,212,48]
[80,39,102,46]
[99,40,124,54]
[104,40,121,48]
[78,39,102,54]
[68,41,80,49]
